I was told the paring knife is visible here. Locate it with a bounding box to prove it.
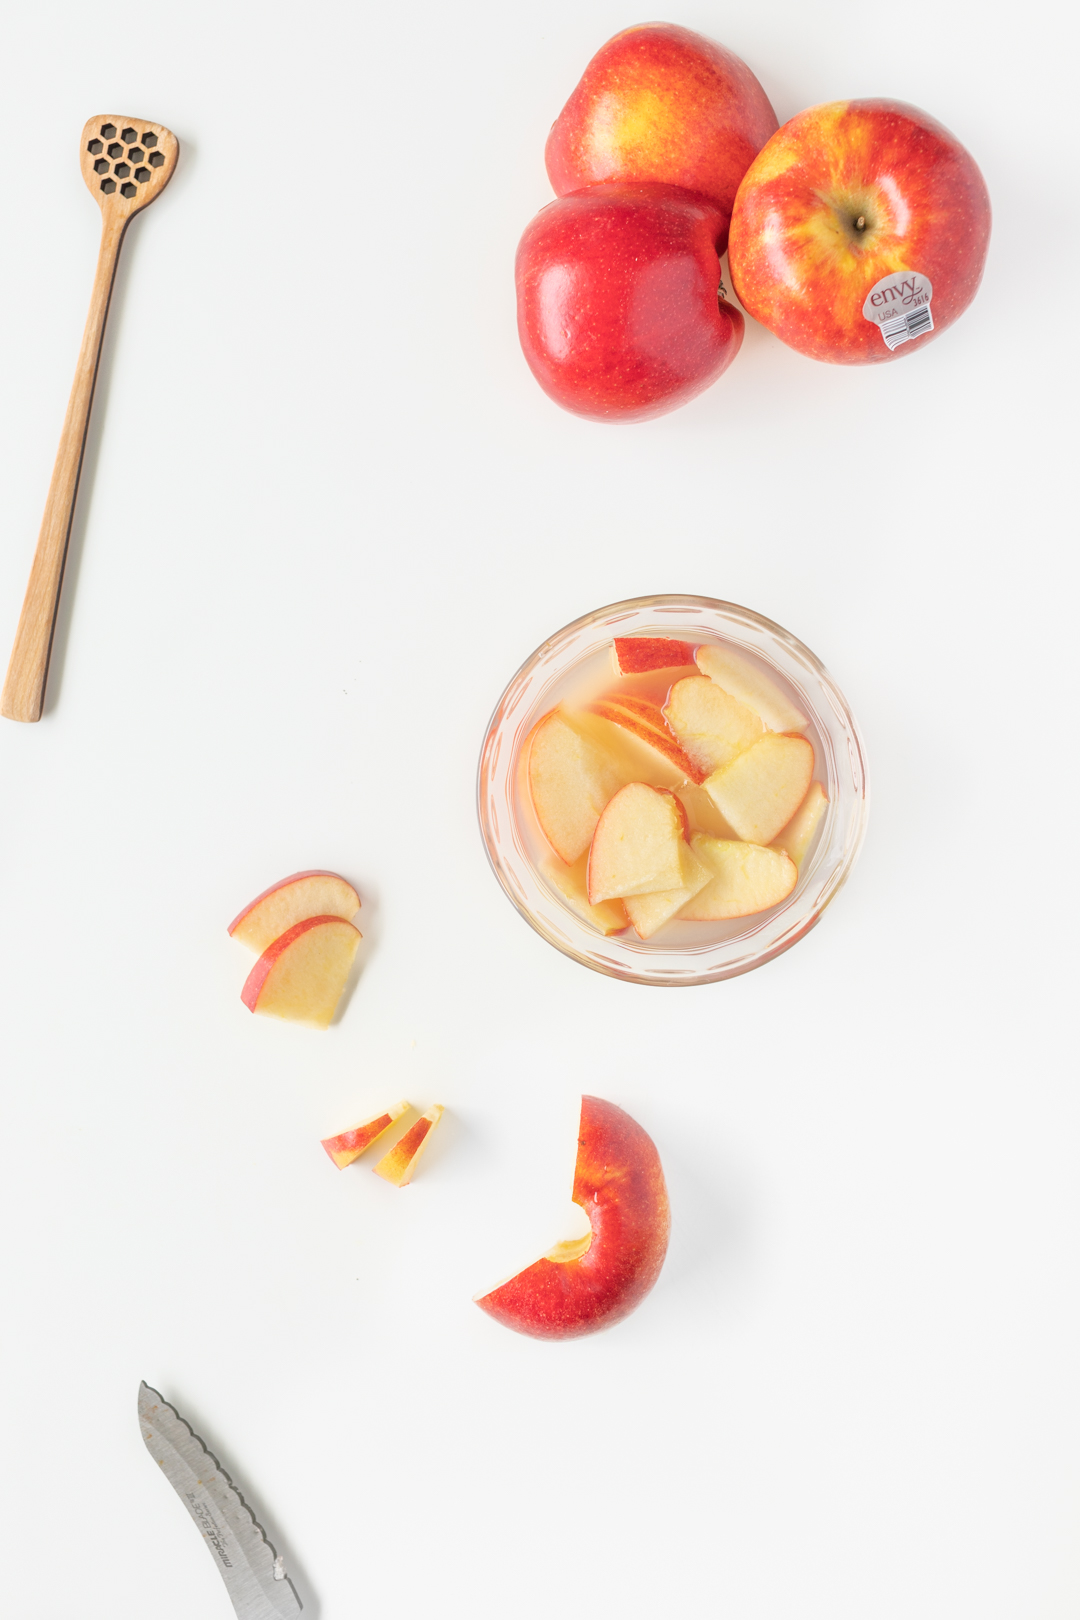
[138,1382,302,1619]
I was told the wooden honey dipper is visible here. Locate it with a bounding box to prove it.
[1,116,178,722]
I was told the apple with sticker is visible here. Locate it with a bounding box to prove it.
[728,98,991,364]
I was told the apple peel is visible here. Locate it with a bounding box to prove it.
[475,1096,670,1340]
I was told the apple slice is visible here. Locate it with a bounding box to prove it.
[702,732,815,845]
[663,674,763,775]
[695,643,807,733]
[240,915,362,1029]
[567,707,687,790]
[623,840,712,939]
[372,1105,444,1186]
[587,782,687,904]
[475,1096,670,1339]
[680,834,797,919]
[321,1101,409,1168]
[229,871,360,953]
[545,853,628,935]
[613,636,697,675]
[673,779,739,840]
[585,695,706,784]
[771,780,828,866]
[527,707,625,864]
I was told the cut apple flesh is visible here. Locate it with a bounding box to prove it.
[545,852,628,934]
[703,732,815,846]
[613,636,697,675]
[241,914,361,1029]
[588,782,687,904]
[771,780,828,866]
[587,695,706,784]
[663,674,763,775]
[527,707,626,864]
[475,1096,670,1340]
[229,870,360,954]
[322,1101,410,1168]
[681,834,797,920]
[373,1105,444,1186]
[695,643,807,733]
[623,839,711,939]
[673,779,739,841]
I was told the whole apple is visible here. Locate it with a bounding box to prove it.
[546,22,778,220]
[516,183,744,422]
[728,99,991,364]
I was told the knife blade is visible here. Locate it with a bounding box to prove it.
[138,1382,302,1620]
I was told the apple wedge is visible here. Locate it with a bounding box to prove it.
[527,707,625,864]
[475,1096,670,1340]
[702,732,814,845]
[566,707,686,790]
[229,871,360,953]
[545,853,628,935]
[771,780,828,866]
[240,915,362,1029]
[585,695,705,784]
[588,782,687,904]
[623,839,712,939]
[673,779,739,840]
[372,1105,444,1186]
[322,1101,409,1168]
[695,643,807,733]
[663,674,763,775]
[613,636,697,675]
[681,834,798,920]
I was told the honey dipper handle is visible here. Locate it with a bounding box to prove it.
[1,213,127,722]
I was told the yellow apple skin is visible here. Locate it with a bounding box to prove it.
[228,870,360,954]
[546,23,778,224]
[475,1097,670,1340]
[240,915,361,1029]
[728,99,991,364]
[321,1102,409,1169]
[372,1106,444,1186]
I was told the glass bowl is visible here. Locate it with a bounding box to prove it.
[477,595,868,986]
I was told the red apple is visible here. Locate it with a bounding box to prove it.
[475,1096,670,1339]
[728,99,991,364]
[546,23,778,222]
[516,183,743,422]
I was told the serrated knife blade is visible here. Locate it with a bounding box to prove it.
[139,1382,302,1620]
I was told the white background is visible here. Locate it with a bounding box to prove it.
[0,2,1076,1616]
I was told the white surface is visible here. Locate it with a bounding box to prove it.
[0,3,1076,1616]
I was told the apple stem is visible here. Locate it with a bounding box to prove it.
[855,215,866,232]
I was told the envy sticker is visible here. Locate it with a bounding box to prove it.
[863,271,934,351]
